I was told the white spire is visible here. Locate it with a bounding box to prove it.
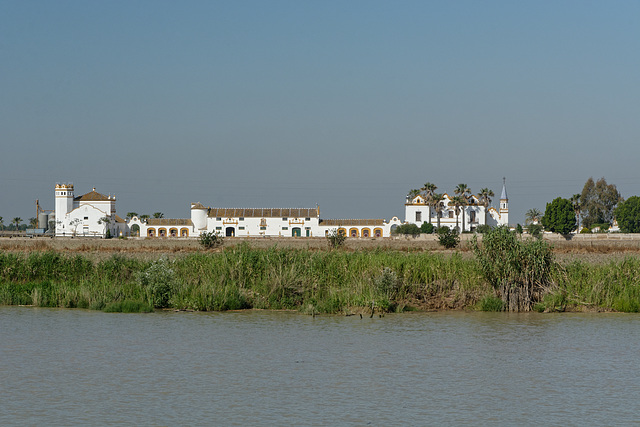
[500,177,508,200]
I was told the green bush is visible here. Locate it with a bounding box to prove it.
[420,222,435,234]
[477,295,505,311]
[326,228,347,248]
[472,226,554,312]
[437,227,460,249]
[527,223,543,239]
[394,223,421,237]
[199,231,224,249]
[475,224,492,234]
[104,300,154,313]
[135,258,176,308]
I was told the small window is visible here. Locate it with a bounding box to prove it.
[416,211,422,222]
[282,227,288,230]
[449,211,454,218]
[239,226,245,230]
[215,226,222,230]
[239,217,244,221]
[216,217,221,221]
[260,226,266,230]
[84,217,89,220]
[282,217,288,221]
[305,227,311,230]
[305,217,310,221]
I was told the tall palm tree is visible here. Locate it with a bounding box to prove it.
[478,188,494,225]
[153,212,164,219]
[454,184,471,232]
[432,193,444,229]
[421,182,437,223]
[13,217,22,231]
[451,196,465,232]
[139,214,150,222]
[525,208,542,225]
[126,212,139,219]
[29,217,38,228]
[570,194,581,231]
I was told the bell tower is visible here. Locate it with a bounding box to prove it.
[499,177,509,226]
[55,183,74,218]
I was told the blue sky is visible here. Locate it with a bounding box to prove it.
[2,1,639,225]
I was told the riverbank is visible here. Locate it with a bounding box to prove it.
[2,243,640,314]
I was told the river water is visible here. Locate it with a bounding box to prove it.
[1,307,639,426]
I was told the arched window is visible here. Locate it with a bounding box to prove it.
[362,228,370,238]
[159,228,167,237]
[148,228,155,237]
[169,228,178,237]
[374,228,383,238]
[349,228,359,238]
[180,228,189,237]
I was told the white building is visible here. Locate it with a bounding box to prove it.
[129,204,402,238]
[404,181,509,232]
[54,184,126,237]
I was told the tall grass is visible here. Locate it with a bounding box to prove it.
[1,246,640,313]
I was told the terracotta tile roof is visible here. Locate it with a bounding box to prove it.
[319,219,385,226]
[191,202,207,209]
[208,208,318,219]
[75,189,111,202]
[146,218,194,226]
[115,215,126,223]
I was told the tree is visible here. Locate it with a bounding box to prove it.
[437,227,459,249]
[153,212,164,219]
[327,228,347,249]
[454,183,471,232]
[525,208,542,225]
[140,214,150,221]
[98,216,111,238]
[69,218,81,236]
[541,197,576,235]
[199,231,224,248]
[406,189,420,201]
[432,193,444,229]
[478,188,494,225]
[451,195,465,233]
[420,222,434,234]
[421,182,437,223]
[580,177,622,228]
[29,217,38,229]
[126,212,139,219]
[614,196,640,233]
[0,216,4,230]
[569,194,581,231]
[13,217,22,231]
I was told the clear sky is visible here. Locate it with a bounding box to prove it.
[2,1,639,225]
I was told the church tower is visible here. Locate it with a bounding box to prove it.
[499,177,509,226]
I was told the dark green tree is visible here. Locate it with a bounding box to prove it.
[614,196,640,233]
[541,197,576,234]
[394,223,420,237]
[580,177,622,228]
[420,222,434,234]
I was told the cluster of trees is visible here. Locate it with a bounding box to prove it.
[0,216,39,232]
[125,212,164,220]
[527,176,640,234]
[407,182,495,232]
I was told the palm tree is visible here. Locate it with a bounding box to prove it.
[153,212,164,219]
[478,188,494,225]
[13,217,22,231]
[406,189,421,202]
[570,194,581,231]
[454,184,471,232]
[451,195,465,232]
[29,217,38,228]
[432,193,444,229]
[421,182,437,223]
[525,208,542,225]
[126,212,139,219]
[139,214,150,222]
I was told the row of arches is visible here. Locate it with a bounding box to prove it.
[147,227,190,237]
[336,228,383,238]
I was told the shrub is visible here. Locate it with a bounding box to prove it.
[515,224,523,234]
[326,228,346,249]
[199,231,223,249]
[542,197,576,234]
[135,258,176,308]
[420,222,435,234]
[527,223,543,239]
[580,227,591,234]
[475,224,492,234]
[472,226,554,312]
[104,300,154,313]
[394,223,420,237]
[437,227,460,249]
[478,295,505,311]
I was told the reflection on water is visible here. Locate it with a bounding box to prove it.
[1,307,639,425]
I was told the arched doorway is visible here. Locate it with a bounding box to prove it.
[292,227,301,237]
[131,224,140,237]
[225,227,235,237]
[169,228,178,237]
[159,228,167,237]
[374,228,383,237]
[349,228,359,238]
[362,228,370,238]
[180,228,189,237]
[148,228,155,237]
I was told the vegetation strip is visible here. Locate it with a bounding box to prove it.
[2,231,640,313]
